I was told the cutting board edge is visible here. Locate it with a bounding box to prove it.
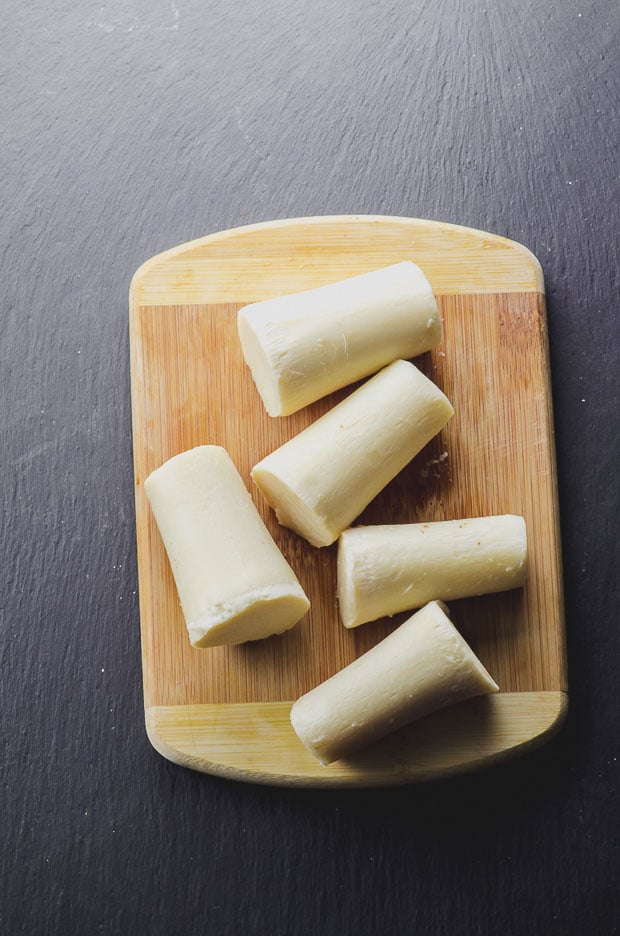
[129,216,566,784]
[144,691,568,788]
[129,214,545,305]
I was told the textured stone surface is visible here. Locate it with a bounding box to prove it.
[1,0,617,933]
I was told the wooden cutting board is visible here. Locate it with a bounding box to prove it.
[129,215,567,786]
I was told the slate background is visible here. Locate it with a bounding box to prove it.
[1,1,618,934]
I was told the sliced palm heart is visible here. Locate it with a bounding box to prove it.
[144,445,310,648]
[290,601,499,765]
[338,515,528,628]
[237,261,443,417]
[251,359,453,547]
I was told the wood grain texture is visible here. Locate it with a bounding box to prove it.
[130,215,544,305]
[146,693,567,787]
[130,216,566,785]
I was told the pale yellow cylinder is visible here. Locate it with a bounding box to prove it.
[251,360,453,547]
[144,445,310,648]
[290,601,499,765]
[237,261,442,416]
[338,515,528,628]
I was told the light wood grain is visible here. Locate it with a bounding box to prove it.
[130,215,544,306]
[129,215,566,785]
[145,693,567,787]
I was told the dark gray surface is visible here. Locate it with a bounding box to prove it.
[1,1,618,934]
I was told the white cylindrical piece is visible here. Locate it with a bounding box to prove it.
[251,360,453,547]
[144,445,310,648]
[338,515,528,628]
[237,261,443,417]
[290,601,499,765]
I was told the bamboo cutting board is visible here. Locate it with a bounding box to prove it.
[129,215,567,786]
